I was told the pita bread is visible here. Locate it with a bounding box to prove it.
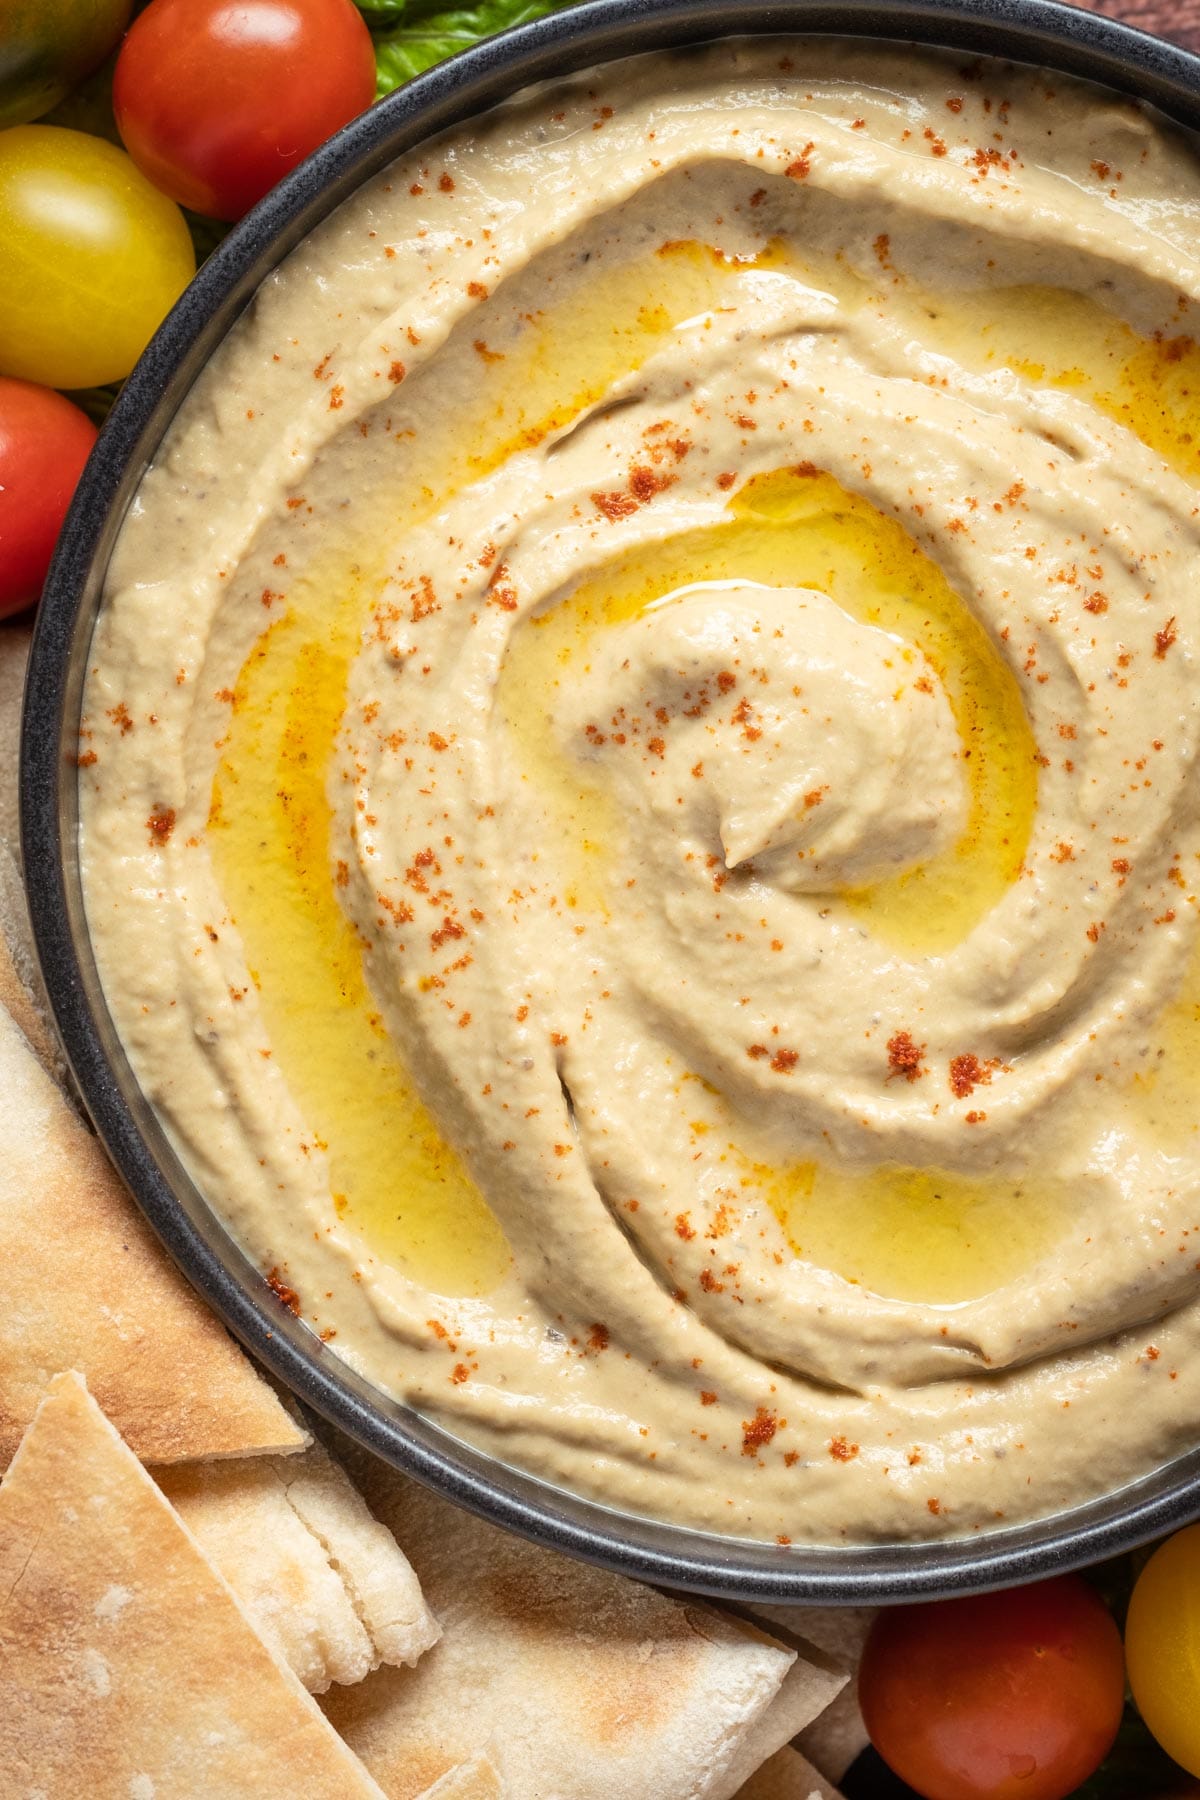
[0,624,62,1075]
[321,1437,842,1800]
[0,620,28,860]
[794,1678,870,1784]
[158,1439,438,1692]
[416,1758,507,1800]
[735,1748,843,1800]
[745,1604,875,1670]
[742,1605,873,1782]
[0,1371,387,1797]
[277,1436,441,1665]
[0,999,304,1465]
[717,1630,845,1797]
[157,1454,377,1691]
[0,836,62,1074]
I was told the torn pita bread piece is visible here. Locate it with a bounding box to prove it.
[0,624,62,1076]
[0,1371,387,1798]
[794,1673,870,1784]
[321,1438,844,1800]
[0,836,62,1075]
[0,620,29,859]
[415,1758,507,1800]
[158,1438,439,1692]
[0,999,304,1467]
[716,1627,844,1798]
[743,1604,874,1782]
[747,1603,875,1669]
[735,1747,843,1800]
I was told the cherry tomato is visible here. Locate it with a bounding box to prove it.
[859,1576,1125,1800]
[0,125,195,389]
[113,0,377,221]
[0,0,132,129]
[0,379,97,618]
[1127,1525,1200,1777]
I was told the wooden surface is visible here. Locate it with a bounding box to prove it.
[1070,0,1200,51]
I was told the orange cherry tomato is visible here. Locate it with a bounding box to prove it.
[859,1576,1125,1800]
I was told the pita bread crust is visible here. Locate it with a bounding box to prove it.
[157,1456,376,1692]
[741,1605,874,1783]
[271,1436,440,1667]
[159,1441,438,1692]
[416,1757,507,1800]
[745,1604,875,1668]
[0,914,46,1065]
[0,840,60,1075]
[735,1747,843,1800]
[0,1372,386,1797]
[0,623,63,1078]
[0,1002,304,1466]
[322,1435,828,1800]
[794,1685,871,1786]
[714,1627,845,1800]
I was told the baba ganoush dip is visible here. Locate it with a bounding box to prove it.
[80,39,1200,1542]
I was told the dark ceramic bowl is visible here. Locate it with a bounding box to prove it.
[21,0,1200,1604]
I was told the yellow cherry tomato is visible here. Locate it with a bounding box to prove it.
[1126,1524,1200,1777]
[0,125,195,388]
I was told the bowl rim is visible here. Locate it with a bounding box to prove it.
[21,0,1200,1605]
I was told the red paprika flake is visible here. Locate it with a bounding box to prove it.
[741,1407,778,1455]
[887,1031,927,1081]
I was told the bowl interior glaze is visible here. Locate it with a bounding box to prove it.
[21,0,1200,1602]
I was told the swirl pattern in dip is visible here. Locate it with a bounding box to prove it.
[81,41,1200,1541]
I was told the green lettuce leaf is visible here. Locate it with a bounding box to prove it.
[353,0,409,22]
[370,0,576,95]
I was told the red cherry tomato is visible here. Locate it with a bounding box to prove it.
[859,1576,1125,1800]
[113,0,377,221]
[0,378,97,617]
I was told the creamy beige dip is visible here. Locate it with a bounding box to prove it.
[80,40,1200,1542]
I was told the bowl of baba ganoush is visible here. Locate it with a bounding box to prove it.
[23,0,1200,1602]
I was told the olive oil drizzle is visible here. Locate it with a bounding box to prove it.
[207,240,1200,1304]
